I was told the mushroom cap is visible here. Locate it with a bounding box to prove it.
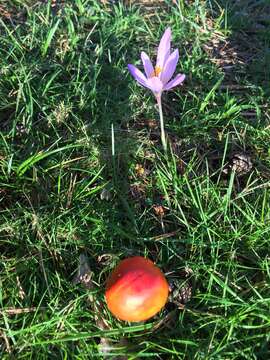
[105,256,169,322]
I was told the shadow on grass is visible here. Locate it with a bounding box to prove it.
[204,0,270,100]
[221,0,270,92]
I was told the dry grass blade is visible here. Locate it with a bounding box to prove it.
[0,330,11,353]
[0,307,45,315]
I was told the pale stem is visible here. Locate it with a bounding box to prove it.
[156,95,167,152]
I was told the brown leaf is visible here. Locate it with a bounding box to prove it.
[153,204,166,217]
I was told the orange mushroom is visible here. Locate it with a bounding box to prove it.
[105,256,169,322]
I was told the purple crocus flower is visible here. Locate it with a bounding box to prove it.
[127,28,185,98]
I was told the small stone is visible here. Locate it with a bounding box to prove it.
[100,188,112,201]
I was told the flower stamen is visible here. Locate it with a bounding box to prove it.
[151,66,162,78]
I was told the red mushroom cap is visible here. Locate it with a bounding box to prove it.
[105,256,169,322]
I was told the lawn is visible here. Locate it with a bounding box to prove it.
[0,0,270,358]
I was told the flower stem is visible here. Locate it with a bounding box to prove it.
[156,95,167,152]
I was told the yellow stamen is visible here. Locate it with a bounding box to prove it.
[150,66,162,77]
[155,66,162,76]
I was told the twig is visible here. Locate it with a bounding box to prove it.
[150,230,181,241]
[0,330,11,353]
[1,307,44,315]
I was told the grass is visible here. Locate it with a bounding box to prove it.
[0,0,270,358]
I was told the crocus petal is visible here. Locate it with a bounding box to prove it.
[163,73,185,91]
[156,28,171,69]
[128,64,147,87]
[145,76,163,95]
[141,52,154,79]
[160,49,179,84]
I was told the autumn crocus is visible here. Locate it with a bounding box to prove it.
[128,28,185,151]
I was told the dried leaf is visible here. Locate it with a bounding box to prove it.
[153,204,166,217]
